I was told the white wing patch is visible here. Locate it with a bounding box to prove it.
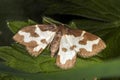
[18,25,56,52]
[76,38,100,52]
[65,31,100,52]
[58,31,100,64]
[58,35,76,64]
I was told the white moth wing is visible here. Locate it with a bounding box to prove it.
[69,29,106,58]
[13,25,56,57]
[56,35,76,69]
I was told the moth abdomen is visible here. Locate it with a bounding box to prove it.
[50,31,62,57]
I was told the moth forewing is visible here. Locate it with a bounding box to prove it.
[69,29,106,58]
[13,25,56,57]
[78,37,106,58]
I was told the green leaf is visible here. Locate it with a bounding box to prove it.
[0,58,120,80]
[0,73,25,80]
[45,0,120,21]
[42,17,77,29]
[70,19,120,33]
[0,43,103,73]
[7,19,37,34]
[0,45,61,73]
[68,21,77,29]
[42,16,63,25]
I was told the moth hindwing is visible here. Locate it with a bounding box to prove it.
[13,24,106,69]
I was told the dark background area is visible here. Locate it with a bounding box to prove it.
[0,0,111,46]
[0,0,85,46]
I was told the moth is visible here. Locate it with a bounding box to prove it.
[13,24,106,69]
